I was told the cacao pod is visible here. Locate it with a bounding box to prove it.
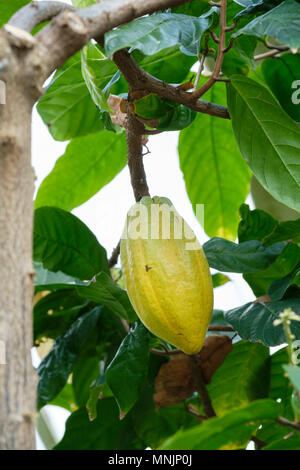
[120,196,213,355]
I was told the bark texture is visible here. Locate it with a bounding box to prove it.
[0,27,41,450]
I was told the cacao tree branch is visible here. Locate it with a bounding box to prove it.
[189,354,216,418]
[8,1,75,32]
[33,0,193,79]
[126,101,151,202]
[112,49,230,120]
[108,240,121,268]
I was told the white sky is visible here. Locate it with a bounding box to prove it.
[32,0,256,449]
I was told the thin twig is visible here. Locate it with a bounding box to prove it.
[208,325,234,332]
[254,47,289,61]
[278,416,300,431]
[108,240,121,268]
[189,354,216,418]
[194,35,209,91]
[192,0,227,100]
[186,404,208,422]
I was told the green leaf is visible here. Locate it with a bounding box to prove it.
[244,243,300,296]
[208,309,238,340]
[238,203,278,244]
[263,435,300,450]
[34,207,109,280]
[136,46,196,83]
[37,50,118,141]
[77,272,137,323]
[34,261,86,291]
[233,0,300,49]
[268,265,300,301]
[238,204,300,246]
[225,299,300,346]
[106,322,151,415]
[222,48,250,77]
[227,75,300,212]
[262,54,300,122]
[256,347,294,443]
[134,94,173,119]
[35,131,126,211]
[0,0,30,27]
[104,10,218,57]
[81,43,113,119]
[207,341,270,415]
[283,365,300,394]
[179,81,251,240]
[203,237,284,272]
[34,289,87,341]
[72,350,101,407]
[157,105,197,131]
[55,397,144,450]
[49,383,76,413]
[160,399,280,450]
[37,307,102,409]
[212,273,230,288]
[132,382,198,449]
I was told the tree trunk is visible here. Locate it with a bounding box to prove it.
[0,27,38,450]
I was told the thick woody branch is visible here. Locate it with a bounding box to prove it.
[9,1,75,32]
[113,49,230,119]
[127,104,150,202]
[34,0,193,79]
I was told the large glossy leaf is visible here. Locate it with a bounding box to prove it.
[37,307,102,409]
[76,272,137,323]
[160,399,280,450]
[104,9,218,57]
[35,131,126,211]
[227,75,300,212]
[207,341,270,415]
[34,261,86,291]
[34,207,109,280]
[136,46,196,83]
[225,299,300,346]
[238,204,300,246]
[0,0,30,27]
[203,237,284,272]
[256,347,294,443]
[37,49,118,141]
[233,0,300,48]
[262,54,300,122]
[34,289,87,340]
[55,398,144,450]
[244,243,300,296]
[106,322,151,415]
[179,81,251,240]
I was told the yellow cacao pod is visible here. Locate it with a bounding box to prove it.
[120,196,213,355]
